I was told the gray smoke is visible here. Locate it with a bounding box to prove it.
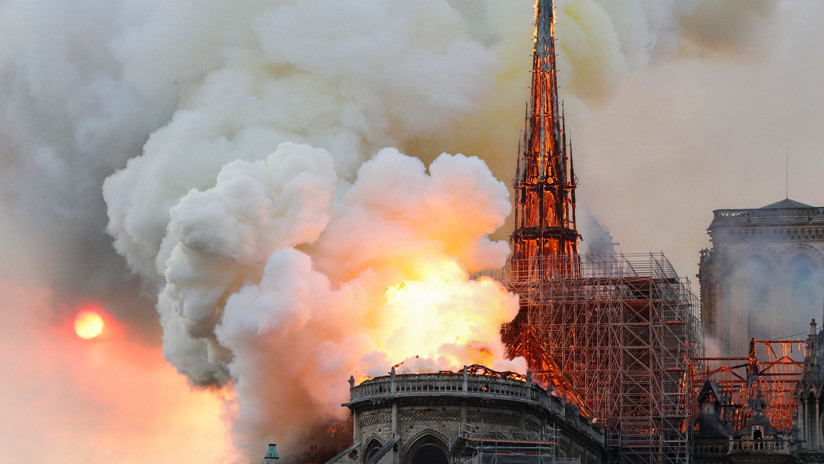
[578,207,617,255]
[0,0,811,460]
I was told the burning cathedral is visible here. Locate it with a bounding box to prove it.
[303,1,700,462]
[263,1,824,463]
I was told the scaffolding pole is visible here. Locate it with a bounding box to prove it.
[491,253,701,464]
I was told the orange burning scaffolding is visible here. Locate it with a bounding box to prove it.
[497,253,700,464]
[692,339,805,431]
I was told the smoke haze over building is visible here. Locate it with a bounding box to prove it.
[0,0,822,462]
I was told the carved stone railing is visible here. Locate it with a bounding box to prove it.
[349,368,544,407]
[346,366,603,442]
[456,423,560,444]
[693,442,729,455]
[714,208,824,220]
[729,438,790,454]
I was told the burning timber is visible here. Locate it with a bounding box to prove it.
[510,0,578,270]
[689,320,824,463]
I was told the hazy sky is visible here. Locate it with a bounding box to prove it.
[577,12,824,280]
[1,0,822,462]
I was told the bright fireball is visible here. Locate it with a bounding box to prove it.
[74,310,105,340]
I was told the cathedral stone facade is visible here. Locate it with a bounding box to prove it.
[325,365,603,464]
[699,199,824,355]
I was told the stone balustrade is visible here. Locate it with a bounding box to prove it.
[349,368,545,408]
[729,438,790,453]
[346,366,603,443]
[693,442,729,455]
[715,208,824,220]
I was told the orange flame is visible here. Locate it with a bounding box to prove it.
[375,259,518,372]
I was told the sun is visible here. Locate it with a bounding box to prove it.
[74,310,105,340]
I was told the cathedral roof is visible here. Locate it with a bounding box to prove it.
[694,380,732,439]
[741,389,778,438]
[760,198,814,209]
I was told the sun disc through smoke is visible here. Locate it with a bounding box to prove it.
[74,310,104,340]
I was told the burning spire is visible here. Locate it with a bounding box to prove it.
[511,0,578,275]
[503,0,588,415]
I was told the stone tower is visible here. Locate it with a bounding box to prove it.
[699,198,824,355]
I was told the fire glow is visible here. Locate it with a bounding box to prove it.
[158,148,524,452]
[381,261,518,372]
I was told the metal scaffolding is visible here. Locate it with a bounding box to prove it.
[492,253,701,464]
[500,2,701,463]
[454,425,580,464]
[692,339,805,432]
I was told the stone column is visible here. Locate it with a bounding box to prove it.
[803,398,808,447]
[816,397,821,449]
[349,376,360,443]
[353,410,360,444]
[800,398,806,447]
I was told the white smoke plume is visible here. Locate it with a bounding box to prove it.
[553,0,792,117]
[211,148,519,448]
[100,0,524,453]
[0,0,811,461]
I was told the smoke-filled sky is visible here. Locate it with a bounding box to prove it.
[1,0,823,462]
[575,0,824,281]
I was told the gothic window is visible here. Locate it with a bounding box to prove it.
[807,392,820,448]
[404,435,448,464]
[409,443,447,464]
[364,439,382,463]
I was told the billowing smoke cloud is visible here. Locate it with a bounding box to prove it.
[128,141,521,450]
[0,0,179,335]
[209,148,519,448]
[98,1,522,453]
[0,0,813,461]
[552,0,793,117]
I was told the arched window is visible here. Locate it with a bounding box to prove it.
[364,439,383,463]
[405,435,448,464]
[807,392,820,448]
[409,443,447,464]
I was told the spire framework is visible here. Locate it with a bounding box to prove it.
[511,0,578,277]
